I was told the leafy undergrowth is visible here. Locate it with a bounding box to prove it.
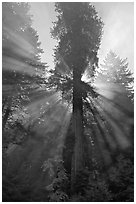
[47,154,134,202]
[3,124,133,202]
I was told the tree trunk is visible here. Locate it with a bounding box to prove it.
[71,72,85,187]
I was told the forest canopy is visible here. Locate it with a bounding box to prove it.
[2,2,134,202]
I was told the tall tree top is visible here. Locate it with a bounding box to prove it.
[95,50,134,101]
[51,2,103,75]
[100,50,133,84]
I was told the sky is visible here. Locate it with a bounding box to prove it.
[29,2,134,72]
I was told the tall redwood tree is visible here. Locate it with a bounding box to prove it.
[51,2,103,180]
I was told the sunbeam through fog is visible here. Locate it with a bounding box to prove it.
[2,2,134,202]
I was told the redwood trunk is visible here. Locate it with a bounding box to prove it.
[71,71,85,184]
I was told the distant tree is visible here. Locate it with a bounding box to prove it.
[2,2,48,132]
[96,51,134,100]
[94,51,134,142]
[50,2,103,185]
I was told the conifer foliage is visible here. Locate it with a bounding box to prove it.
[2,2,47,132]
[50,2,103,181]
[96,51,134,100]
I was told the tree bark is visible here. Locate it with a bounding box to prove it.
[71,71,85,187]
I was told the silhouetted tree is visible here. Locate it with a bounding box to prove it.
[50,2,103,186]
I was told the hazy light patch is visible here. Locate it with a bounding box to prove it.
[93,119,113,165]
[48,104,72,158]
[2,21,41,76]
[28,99,71,146]
[94,79,133,114]
[26,91,59,111]
[29,2,57,69]
[109,119,130,149]
[93,2,134,72]
[29,3,133,73]
[81,70,91,83]
[3,26,34,59]
[95,114,117,151]
[22,89,72,144]
[24,92,61,126]
[3,56,36,76]
[94,81,116,100]
[92,98,131,149]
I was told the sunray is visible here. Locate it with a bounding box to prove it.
[85,98,117,151]
[3,56,37,76]
[48,103,72,158]
[96,92,133,118]
[3,26,34,60]
[85,98,119,151]
[84,99,119,167]
[91,97,132,149]
[23,92,62,127]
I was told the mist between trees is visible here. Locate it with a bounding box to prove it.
[2,2,134,202]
